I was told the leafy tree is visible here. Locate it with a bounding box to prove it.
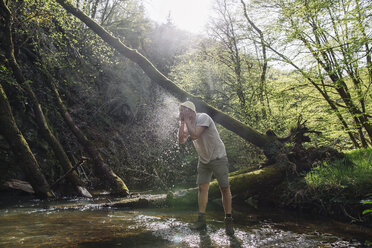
[255,0,372,146]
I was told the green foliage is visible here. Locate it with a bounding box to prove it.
[169,0,372,150]
[362,198,372,215]
[220,126,264,170]
[363,207,372,215]
[170,38,356,150]
[269,0,372,146]
[305,148,372,192]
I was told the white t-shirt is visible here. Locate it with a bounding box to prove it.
[192,113,227,164]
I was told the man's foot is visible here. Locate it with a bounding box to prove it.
[224,216,234,235]
[190,213,206,231]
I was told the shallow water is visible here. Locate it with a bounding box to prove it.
[0,196,370,247]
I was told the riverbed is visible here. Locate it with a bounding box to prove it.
[0,195,370,247]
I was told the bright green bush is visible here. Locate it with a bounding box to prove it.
[305,148,372,191]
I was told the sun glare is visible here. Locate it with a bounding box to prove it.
[144,0,213,34]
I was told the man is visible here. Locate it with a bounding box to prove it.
[178,101,234,235]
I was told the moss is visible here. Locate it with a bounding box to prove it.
[168,188,198,208]
[111,172,130,196]
[209,164,287,197]
[167,164,287,207]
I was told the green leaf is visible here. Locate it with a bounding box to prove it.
[362,209,372,215]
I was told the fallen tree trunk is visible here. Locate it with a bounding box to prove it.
[54,0,285,162]
[102,163,287,209]
[169,163,287,207]
[45,68,129,196]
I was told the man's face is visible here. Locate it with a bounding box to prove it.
[179,106,195,121]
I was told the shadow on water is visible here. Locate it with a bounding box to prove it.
[197,230,243,248]
[78,231,171,248]
[0,196,371,247]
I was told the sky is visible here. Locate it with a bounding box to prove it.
[143,0,213,34]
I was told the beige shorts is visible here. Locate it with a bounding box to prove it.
[196,156,229,188]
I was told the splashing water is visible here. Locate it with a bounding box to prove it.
[149,94,180,142]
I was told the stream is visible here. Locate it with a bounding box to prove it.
[0,195,370,247]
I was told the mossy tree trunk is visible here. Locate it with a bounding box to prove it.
[0,83,53,198]
[0,0,91,197]
[49,78,129,196]
[55,0,286,163]
[102,164,288,208]
[34,59,128,195]
[168,163,287,207]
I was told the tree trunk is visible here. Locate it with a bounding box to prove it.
[104,145,341,208]
[55,0,286,162]
[90,0,100,19]
[99,163,287,209]
[0,0,91,197]
[0,83,53,198]
[169,163,287,207]
[49,79,129,196]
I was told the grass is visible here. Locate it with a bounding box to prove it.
[305,148,372,193]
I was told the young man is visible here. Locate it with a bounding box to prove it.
[178,101,234,235]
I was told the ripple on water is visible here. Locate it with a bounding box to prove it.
[126,213,364,248]
[0,203,368,248]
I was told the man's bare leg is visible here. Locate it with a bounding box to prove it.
[198,183,210,213]
[220,186,234,235]
[190,183,210,230]
[220,186,232,214]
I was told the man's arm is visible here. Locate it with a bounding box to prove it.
[184,116,206,141]
[178,121,189,144]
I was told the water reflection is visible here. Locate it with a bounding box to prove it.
[0,199,369,247]
[197,229,243,248]
[228,235,243,248]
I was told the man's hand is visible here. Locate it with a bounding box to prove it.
[183,108,196,125]
[183,110,206,140]
[179,110,185,121]
[178,120,189,144]
[179,105,205,141]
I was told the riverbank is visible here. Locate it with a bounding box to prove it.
[253,148,372,227]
